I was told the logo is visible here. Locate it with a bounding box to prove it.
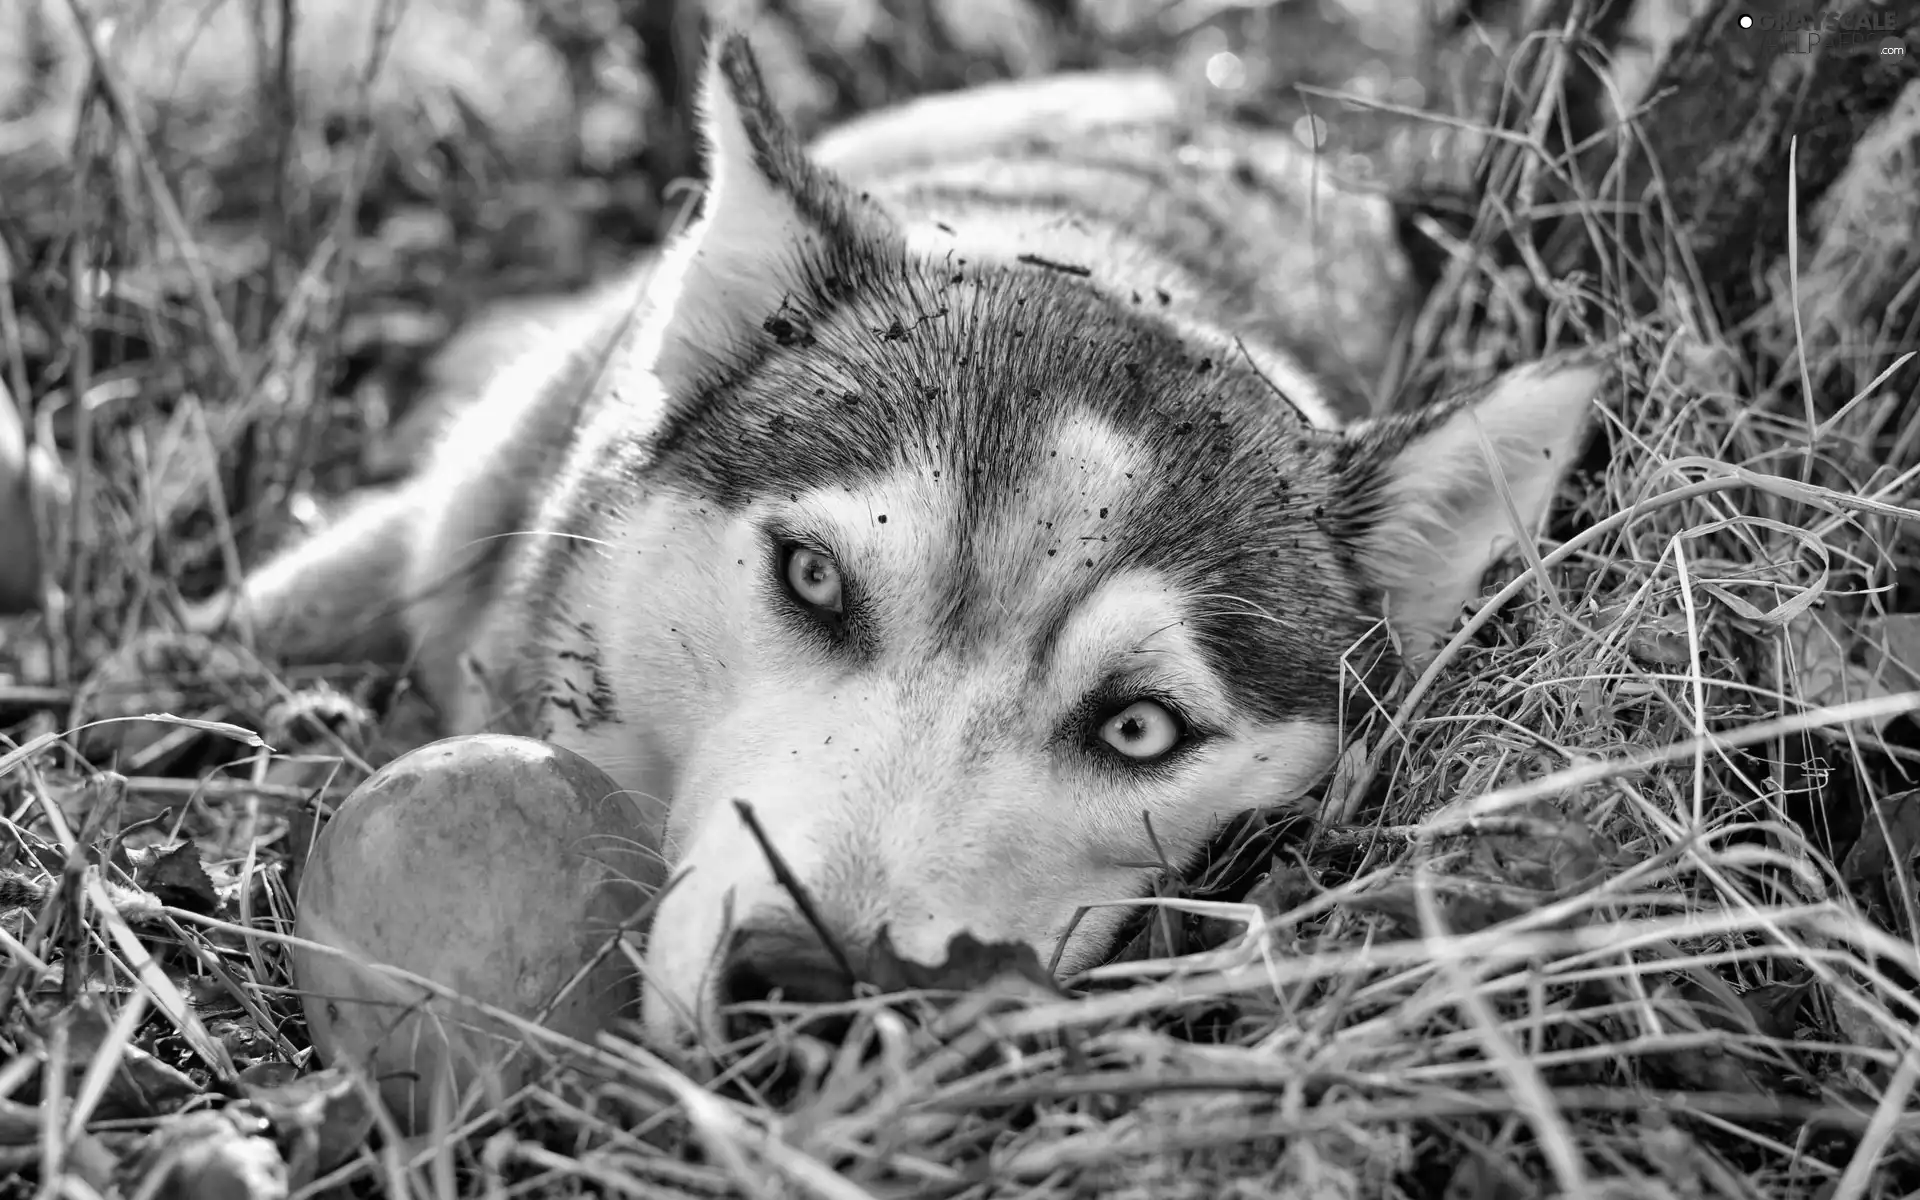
[1736,9,1907,58]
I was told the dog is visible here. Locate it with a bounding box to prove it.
[200,32,1609,1051]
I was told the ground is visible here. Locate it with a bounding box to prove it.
[2,0,1920,1197]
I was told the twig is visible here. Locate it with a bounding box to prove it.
[730,799,860,989]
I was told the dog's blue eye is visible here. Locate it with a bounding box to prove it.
[1098,700,1183,761]
[782,545,845,614]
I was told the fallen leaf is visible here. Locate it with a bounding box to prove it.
[1273,1137,1365,1200]
[1196,861,1318,947]
[1594,601,1695,668]
[1456,802,1612,896]
[865,929,1066,999]
[1791,609,1920,736]
[1740,979,1816,1040]
[132,1108,288,1200]
[138,842,221,916]
[40,995,201,1121]
[1627,620,1696,668]
[1634,1112,1704,1199]
[1342,881,1534,936]
[1644,1037,1773,1096]
[210,1019,279,1072]
[1443,1149,1532,1200]
[234,1062,300,1089]
[71,631,262,765]
[1843,789,1920,886]
[64,1129,121,1192]
[237,1066,374,1185]
[1646,976,1796,1096]
[1869,612,1920,688]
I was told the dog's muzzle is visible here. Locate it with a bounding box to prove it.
[717,921,859,1041]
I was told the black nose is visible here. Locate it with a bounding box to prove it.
[718,924,858,1041]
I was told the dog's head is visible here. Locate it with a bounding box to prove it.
[585,35,1609,1049]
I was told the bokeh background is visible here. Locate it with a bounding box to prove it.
[0,0,1701,578]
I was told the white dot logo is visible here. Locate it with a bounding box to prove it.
[1739,13,1754,27]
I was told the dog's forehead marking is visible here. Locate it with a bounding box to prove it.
[784,410,1156,659]
[968,411,1147,616]
[645,259,1374,723]
[778,414,1258,740]
[894,231,1347,431]
[1045,567,1233,715]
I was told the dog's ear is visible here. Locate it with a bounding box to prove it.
[1333,352,1609,657]
[647,32,891,394]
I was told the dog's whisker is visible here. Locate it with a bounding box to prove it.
[461,528,615,552]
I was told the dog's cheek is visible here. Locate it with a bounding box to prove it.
[1042,723,1342,923]
[1145,721,1344,839]
[581,503,769,807]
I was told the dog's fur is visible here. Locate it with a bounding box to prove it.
[205,35,1610,1049]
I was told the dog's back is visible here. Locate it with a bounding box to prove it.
[811,71,1415,417]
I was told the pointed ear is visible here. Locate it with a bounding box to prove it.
[1334,351,1610,656]
[647,33,889,393]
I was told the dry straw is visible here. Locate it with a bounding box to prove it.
[2,0,1919,1197]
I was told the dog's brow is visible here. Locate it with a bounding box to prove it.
[1025,584,1084,684]
[1023,574,1200,691]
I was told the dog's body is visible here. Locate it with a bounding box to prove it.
[211,37,1608,1050]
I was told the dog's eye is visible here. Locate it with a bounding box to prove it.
[782,545,845,614]
[1098,699,1184,761]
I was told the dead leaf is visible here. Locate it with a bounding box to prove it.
[138,842,221,916]
[64,1129,121,1192]
[1594,601,1695,668]
[235,1062,300,1089]
[237,1066,375,1184]
[1792,928,1896,1058]
[1461,803,1611,896]
[1273,1137,1364,1200]
[1791,609,1920,737]
[1645,1038,1774,1096]
[132,1109,288,1200]
[1628,620,1696,668]
[1740,978,1816,1040]
[865,929,1066,999]
[41,996,200,1121]
[1196,861,1317,947]
[71,631,260,765]
[1870,612,1920,688]
[1321,737,1373,825]
[1635,1112,1704,1199]
[1843,789,1920,886]
[1666,970,1759,1037]
[1647,977,1795,1096]
[1443,1149,1532,1200]
[1342,881,1534,936]
[210,1019,279,1072]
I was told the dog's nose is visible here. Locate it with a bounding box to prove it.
[717,925,861,1045]
[718,924,858,1010]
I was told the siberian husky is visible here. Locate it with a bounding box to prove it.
[203,33,1610,1049]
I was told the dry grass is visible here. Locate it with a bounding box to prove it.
[4,0,1920,1197]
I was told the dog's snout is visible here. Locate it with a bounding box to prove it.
[718,924,857,1012]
